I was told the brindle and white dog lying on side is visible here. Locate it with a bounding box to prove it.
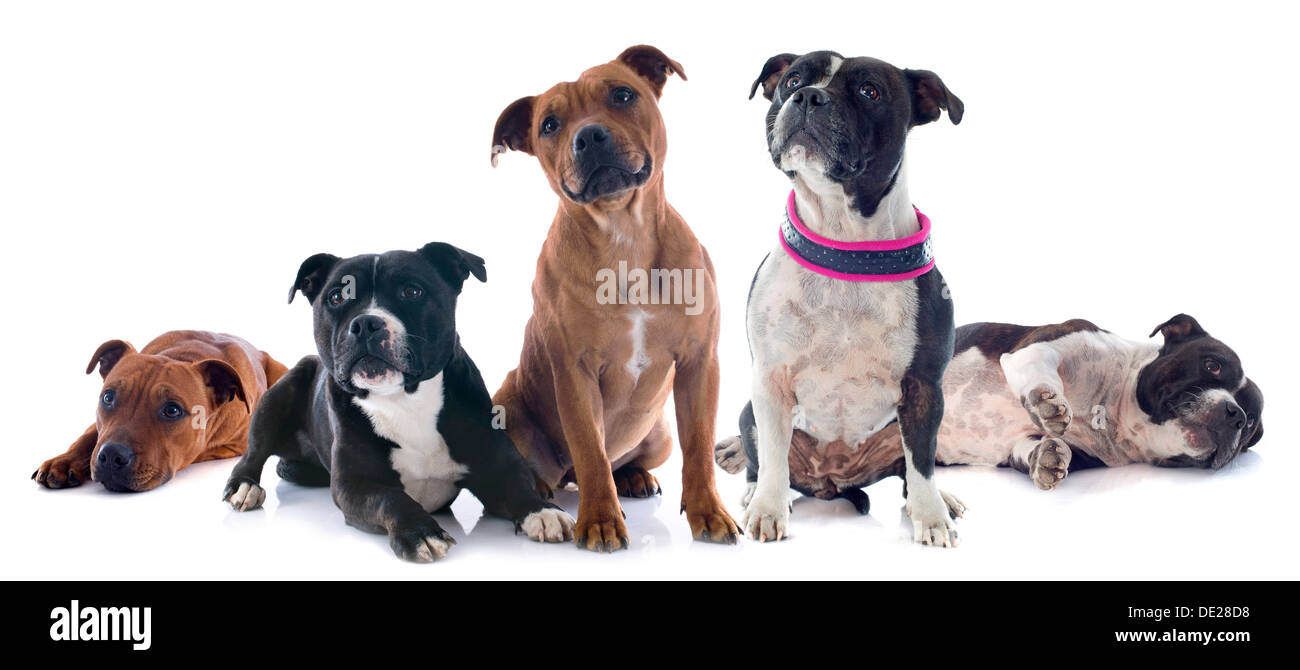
[717,314,1263,497]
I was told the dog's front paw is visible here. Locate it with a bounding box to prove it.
[1025,384,1072,436]
[33,454,89,489]
[224,480,266,511]
[521,508,576,543]
[389,518,456,563]
[1029,437,1071,490]
[741,489,790,542]
[574,501,629,553]
[906,490,959,548]
[714,436,746,475]
[683,491,739,544]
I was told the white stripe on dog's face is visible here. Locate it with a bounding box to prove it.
[808,55,843,90]
[775,55,843,180]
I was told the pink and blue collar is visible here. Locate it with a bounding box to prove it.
[779,190,935,282]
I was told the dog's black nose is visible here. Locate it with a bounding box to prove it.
[1225,405,1244,431]
[572,124,610,155]
[791,88,828,109]
[349,315,387,337]
[96,442,134,473]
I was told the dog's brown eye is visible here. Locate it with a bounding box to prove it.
[101,389,116,407]
[327,288,346,306]
[1204,359,1222,375]
[540,116,561,137]
[859,83,880,100]
[400,284,424,300]
[610,86,636,106]
[160,401,185,420]
[786,74,801,89]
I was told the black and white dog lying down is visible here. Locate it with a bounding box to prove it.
[717,314,1263,505]
[223,243,575,562]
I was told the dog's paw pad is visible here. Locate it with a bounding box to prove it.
[714,436,746,475]
[1026,384,1072,436]
[226,481,266,511]
[521,508,576,543]
[1030,437,1071,490]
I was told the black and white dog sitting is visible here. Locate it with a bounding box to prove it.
[718,315,1264,492]
[223,243,574,562]
[733,51,966,547]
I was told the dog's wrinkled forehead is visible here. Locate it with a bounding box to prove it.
[325,252,456,311]
[771,53,903,105]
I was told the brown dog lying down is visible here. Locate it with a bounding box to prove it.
[34,330,286,492]
[490,45,738,551]
[716,315,1263,504]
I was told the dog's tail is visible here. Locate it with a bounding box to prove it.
[713,436,746,475]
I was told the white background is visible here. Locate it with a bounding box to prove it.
[2,0,1296,580]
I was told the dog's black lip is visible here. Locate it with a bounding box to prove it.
[334,353,409,393]
[562,158,652,204]
[775,127,869,179]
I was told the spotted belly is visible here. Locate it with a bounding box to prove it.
[787,427,905,498]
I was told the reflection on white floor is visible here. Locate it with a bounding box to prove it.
[8,440,1286,580]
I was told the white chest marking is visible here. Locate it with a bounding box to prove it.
[625,308,652,385]
[352,374,468,512]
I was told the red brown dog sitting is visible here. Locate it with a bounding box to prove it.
[490,46,738,551]
[33,330,286,492]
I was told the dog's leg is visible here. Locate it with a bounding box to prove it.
[713,401,756,479]
[444,358,576,544]
[223,357,318,511]
[898,376,958,547]
[195,444,243,462]
[460,431,577,544]
[552,358,626,552]
[1001,345,1072,437]
[332,476,458,563]
[33,424,97,489]
[742,369,796,541]
[675,353,739,543]
[493,370,561,499]
[1009,434,1072,490]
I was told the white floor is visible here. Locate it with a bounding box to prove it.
[6,422,1289,580]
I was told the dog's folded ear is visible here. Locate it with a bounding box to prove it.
[1149,313,1209,343]
[419,242,487,290]
[195,359,250,413]
[86,340,137,378]
[905,69,963,126]
[750,53,798,101]
[491,96,536,167]
[288,253,341,304]
[617,45,686,98]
